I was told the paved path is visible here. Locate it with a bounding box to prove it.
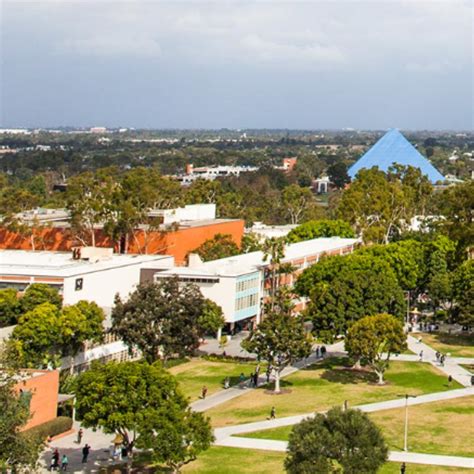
[407,335,473,386]
[215,436,474,469]
[192,342,345,412]
[214,386,474,439]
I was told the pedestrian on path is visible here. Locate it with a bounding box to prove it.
[50,449,60,471]
[201,386,208,399]
[435,351,440,362]
[224,377,230,389]
[253,372,258,387]
[321,346,327,358]
[448,375,453,386]
[419,350,423,361]
[82,444,90,463]
[440,354,446,366]
[239,372,245,387]
[471,375,474,386]
[315,346,320,358]
[61,454,68,471]
[400,462,406,474]
[76,428,83,444]
[269,406,276,420]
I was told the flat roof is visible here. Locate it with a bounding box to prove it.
[0,250,172,278]
[158,237,359,277]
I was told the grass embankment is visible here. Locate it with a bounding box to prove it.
[168,358,261,402]
[420,332,474,358]
[206,358,461,427]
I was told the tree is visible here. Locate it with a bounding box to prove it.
[60,301,105,368]
[0,289,22,327]
[20,283,62,313]
[262,236,286,307]
[345,313,407,384]
[242,289,312,393]
[75,361,212,471]
[286,219,355,243]
[327,161,350,189]
[453,260,474,326]
[241,232,262,253]
[138,405,213,473]
[112,278,205,362]
[285,407,388,474]
[0,373,43,471]
[191,233,240,262]
[11,303,63,368]
[197,299,225,337]
[297,254,405,342]
[282,184,315,225]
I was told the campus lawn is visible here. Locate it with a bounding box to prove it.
[168,358,261,402]
[206,358,461,427]
[181,448,472,474]
[240,397,474,458]
[420,332,474,358]
[370,396,474,457]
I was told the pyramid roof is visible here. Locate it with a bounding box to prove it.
[348,129,445,183]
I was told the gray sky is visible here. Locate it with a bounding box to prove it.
[1,1,473,130]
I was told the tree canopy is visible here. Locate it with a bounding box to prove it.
[345,313,407,384]
[112,278,206,362]
[242,289,312,393]
[20,283,62,313]
[75,360,213,471]
[190,233,240,262]
[285,407,388,474]
[286,219,355,243]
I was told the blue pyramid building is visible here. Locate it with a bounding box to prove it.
[348,129,444,184]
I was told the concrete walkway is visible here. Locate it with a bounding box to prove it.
[215,436,474,469]
[407,335,473,387]
[214,386,474,440]
[192,341,345,412]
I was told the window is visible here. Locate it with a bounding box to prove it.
[75,278,83,291]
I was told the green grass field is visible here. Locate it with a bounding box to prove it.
[240,397,474,459]
[180,447,472,473]
[168,358,261,401]
[420,332,474,358]
[206,358,461,427]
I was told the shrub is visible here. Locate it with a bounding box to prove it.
[26,416,73,440]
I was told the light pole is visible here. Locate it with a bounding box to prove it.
[405,290,410,326]
[403,394,417,452]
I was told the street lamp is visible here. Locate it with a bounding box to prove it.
[403,394,417,452]
[405,290,410,326]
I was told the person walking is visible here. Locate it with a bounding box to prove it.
[419,350,423,361]
[76,428,83,444]
[440,354,446,366]
[253,372,258,387]
[50,449,60,471]
[315,346,320,358]
[61,454,68,471]
[321,346,327,358]
[400,462,406,474]
[239,372,245,387]
[269,406,276,420]
[471,375,474,386]
[224,377,230,389]
[435,351,440,362]
[82,444,90,463]
[201,386,208,399]
[448,375,453,386]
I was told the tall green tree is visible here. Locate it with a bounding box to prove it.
[20,283,62,313]
[75,361,213,471]
[0,374,43,471]
[285,407,388,474]
[0,289,22,327]
[297,255,405,342]
[262,237,287,306]
[197,299,225,337]
[286,219,355,243]
[190,233,240,262]
[112,278,205,362]
[282,184,315,225]
[345,313,407,384]
[453,260,474,326]
[242,289,312,393]
[327,161,350,189]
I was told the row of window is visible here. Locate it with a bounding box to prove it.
[177,277,219,284]
[235,293,258,311]
[236,276,259,292]
[72,349,139,374]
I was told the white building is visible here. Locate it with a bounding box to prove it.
[176,165,259,185]
[0,247,174,312]
[155,237,359,333]
[247,222,298,241]
[148,204,216,225]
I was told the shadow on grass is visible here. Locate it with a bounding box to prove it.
[430,332,474,348]
[320,367,377,385]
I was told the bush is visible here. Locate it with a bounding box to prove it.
[26,416,73,440]
[203,353,256,363]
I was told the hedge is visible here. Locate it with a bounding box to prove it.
[26,416,73,440]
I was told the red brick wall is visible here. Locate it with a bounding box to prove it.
[14,370,59,430]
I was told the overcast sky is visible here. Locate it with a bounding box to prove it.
[1,1,472,130]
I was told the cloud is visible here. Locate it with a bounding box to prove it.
[241,34,345,65]
[58,35,162,57]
